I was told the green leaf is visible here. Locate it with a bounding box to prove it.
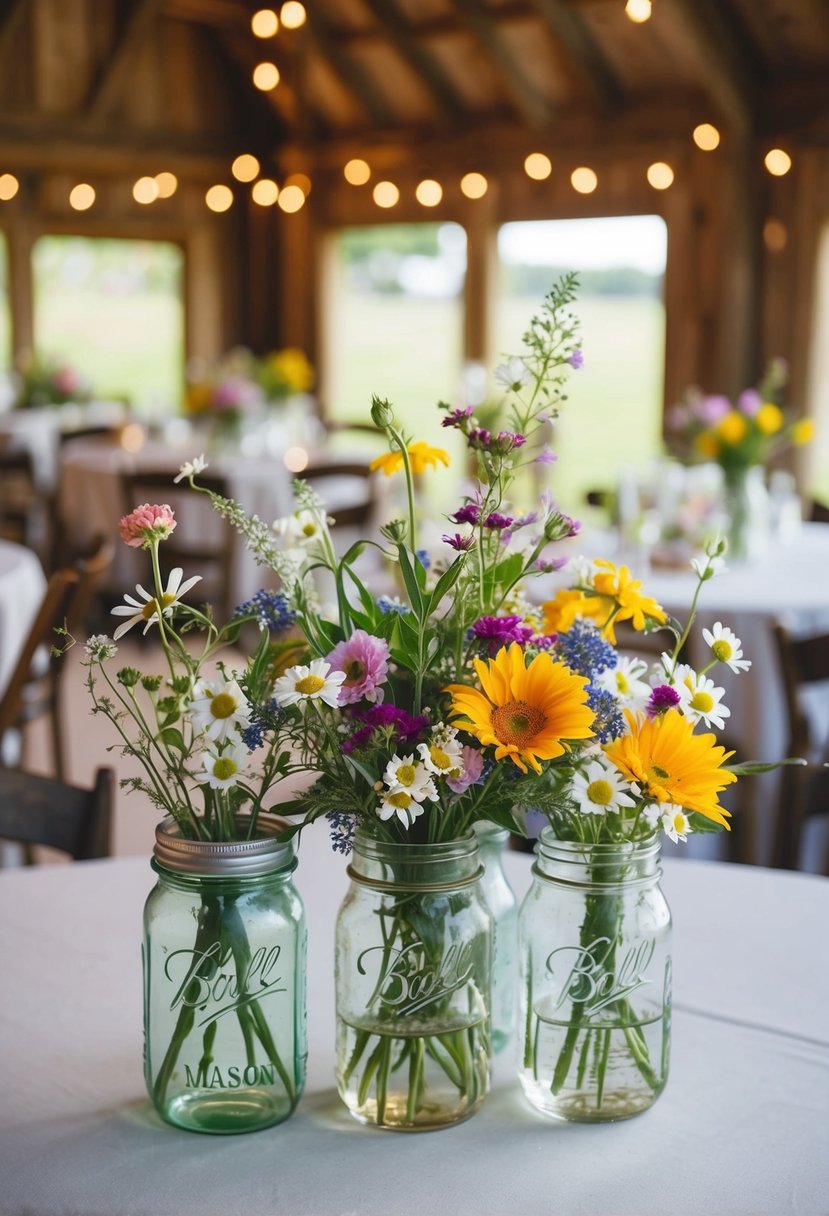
[343,753,378,788]
[686,811,726,834]
[725,757,808,776]
[427,556,465,615]
[396,545,425,619]
[159,727,186,754]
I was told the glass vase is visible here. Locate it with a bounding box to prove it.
[518,829,671,1122]
[143,815,307,1134]
[474,823,518,1052]
[723,464,770,562]
[335,831,492,1130]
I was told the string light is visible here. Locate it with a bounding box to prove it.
[251,8,278,37]
[277,184,305,212]
[372,181,399,208]
[252,179,279,206]
[252,62,280,91]
[646,161,674,190]
[763,218,787,252]
[0,174,19,201]
[625,0,652,22]
[284,445,309,471]
[280,2,306,29]
[764,148,792,177]
[344,158,371,185]
[460,172,488,199]
[69,183,95,211]
[284,172,312,196]
[415,179,442,207]
[154,172,178,198]
[205,184,234,212]
[570,167,598,194]
[133,176,159,204]
[232,154,261,182]
[693,123,720,151]
[524,152,552,181]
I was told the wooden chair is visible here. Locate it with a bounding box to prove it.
[772,622,829,874]
[0,766,113,860]
[119,469,235,622]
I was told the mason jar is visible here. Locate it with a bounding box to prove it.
[518,829,672,1122]
[335,831,492,1130]
[143,815,307,1134]
[474,823,518,1052]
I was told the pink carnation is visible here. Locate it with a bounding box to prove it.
[326,629,390,705]
[447,746,485,794]
[118,503,177,549]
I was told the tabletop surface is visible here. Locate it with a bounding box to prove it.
[0,821,827,1216]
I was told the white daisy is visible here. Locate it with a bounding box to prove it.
[273,659,346,709]
[641,802,664,830]
[273,509,324,547]
[189,675,251,743]
[383,754,438,803]
[493,357,531,389]
[572,759,638,817]
[173,454,209,483]
[595,656,651,711]
[701,621,751,673]
[417,728,464,779]
[378,789,425,828]
[676,668,731,730]
[110,568,202,640]
[661,804,693,843]
[198,738,249,791]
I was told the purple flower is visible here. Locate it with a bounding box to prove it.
[534,446,557,465]
[568,349,584,369]
[441,405,474,429]
[646,684,682,718]
[451,504,480,526]
[665,404,689,433]
[212,375,263,413]
[447,746,485,794]
[483,512,513,530]
[535,556,568,573]
[737,389,762,417]
[342,704,429,753]
[696,394,731,425]
[511,511,539,529]
[468,427,492,450]
[495,430,526,453]
[442,532,476,551]
[326,630,390,705]
[471,616,534,654]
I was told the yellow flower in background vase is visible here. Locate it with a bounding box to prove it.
[791,417,815,445]
[755,402,784,435]
[695,432,720,458]
[716,410,748,446]
[370,440,451,477]
[266,347,315,394]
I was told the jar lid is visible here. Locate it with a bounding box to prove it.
[153,813,296,877]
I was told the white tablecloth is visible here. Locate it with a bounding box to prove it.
[0,539,46,701]
[0,823,827,1216]
[0,402,130,491]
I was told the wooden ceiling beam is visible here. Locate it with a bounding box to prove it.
[86,0,164,118]
[662,0,760,136]
[528,0,624,112]
[359,0,468,129]
[0,0,28,62]
[305,10,395,130]
[453,0,555,130]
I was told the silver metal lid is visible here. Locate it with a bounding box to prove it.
[153,813,296,877]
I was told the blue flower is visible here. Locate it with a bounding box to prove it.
[554,619,615,682]
[326,811,357,855]
[586,685,625,743]
[233,589,296,633]
[241,699,284,750]
[415,549,431,570]
[377,596,409,615]
[241,721,265,751]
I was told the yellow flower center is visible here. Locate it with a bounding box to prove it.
[672,811,686,832]
[396,763,417,787]
[490,700,546,747]
[387,791,413,809]
[587,779,614,806]
[301,522,317,537]
[295,674,325,695]
[429,746,452,770]
[345,660,365,682]
[711,640,733,662]
[210,692,237,719]
[616,672,631,694]
[213,757,238,780]
[690,690,715,714]
[141,592,175,621]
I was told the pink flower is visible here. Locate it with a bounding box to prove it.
[118,503,177,549]
[447,746,485,794]
[737,388,762,417]
[326,629,390,705]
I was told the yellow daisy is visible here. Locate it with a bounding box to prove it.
[604,708,735,827]
[541,589,592,635]
[370,441,451,477]
[445,643,595,775]
[755,402,784,435]
[588,560,667,643]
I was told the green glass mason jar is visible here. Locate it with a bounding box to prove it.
[143,815,307,1134]
[518,829,672,1122]
[474,823,518,1052]
[335,831,492,1130]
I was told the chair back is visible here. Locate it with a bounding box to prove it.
[0,766,113,859]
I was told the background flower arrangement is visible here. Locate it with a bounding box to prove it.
[184,345,314,431]
[13,351,93,409]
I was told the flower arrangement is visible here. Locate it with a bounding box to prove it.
[184,348,265,430]
[258,346,314,401]
[14,352,93,408]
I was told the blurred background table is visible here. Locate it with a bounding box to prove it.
[0,539,46,701]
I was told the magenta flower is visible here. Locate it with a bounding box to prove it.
[342,704,429,753]
[441,405,474,429]
[471,616,534,654]
[447,746,485,794]
[442,532,476,551]
[118,503,177,549]
[212,375,263,413]
[484,512,514,530]
[646,684,682,718]
[495,431,526,453]
[468,427,492,450]
[451,504,480,526]
[326,630,390,705]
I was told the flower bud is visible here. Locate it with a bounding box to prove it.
[370,396,395,429]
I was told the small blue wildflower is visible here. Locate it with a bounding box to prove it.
[377,596,409,615]
[555,619,615,682]
[241,698,284,749]
[241,721,265,751]
[326,811,357,855]
[415,548,431,570]
[233,589,296,633]
[586,685,625,743]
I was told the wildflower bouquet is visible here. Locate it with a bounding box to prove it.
[14,352,92,409]
[258,346,314,401]
[184,348,265,437]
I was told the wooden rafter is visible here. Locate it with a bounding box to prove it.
[359,0,467,129]
[86,0,164,117]
[662,0,760,134]
[528,0,623,112]
[306,8,395,130]
[453,0,555,130]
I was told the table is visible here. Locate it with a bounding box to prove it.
[0,402,130,491]
[1,823,827,1216]
[0,539,46,702]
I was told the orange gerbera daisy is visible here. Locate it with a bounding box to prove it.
[370,441,450,477]
[604,709,735,827]
[445,643,595,774]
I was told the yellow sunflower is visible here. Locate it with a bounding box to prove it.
[604,709,735,827]
[370,441,451,477]
[445,643,595,774]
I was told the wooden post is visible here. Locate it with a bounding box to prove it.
[7,200,34,362]
[715,135,763,396]
[462,183,499,374]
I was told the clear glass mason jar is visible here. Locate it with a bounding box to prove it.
[143,815,307,1134]
[474,823,518,1052]
[518,829,672,1122]
[335,831,492,1130]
